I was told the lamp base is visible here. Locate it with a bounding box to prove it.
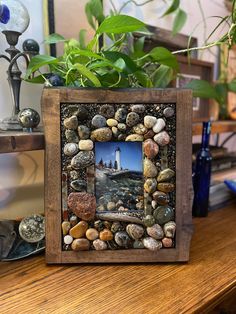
[0,115,22,131]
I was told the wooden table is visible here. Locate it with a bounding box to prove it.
[0,205,236,314]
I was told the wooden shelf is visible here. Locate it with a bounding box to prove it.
[0,131,44,153]
[193,120,236,136]
[0,205,236,313]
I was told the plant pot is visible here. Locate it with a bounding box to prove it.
[42,87,193,264]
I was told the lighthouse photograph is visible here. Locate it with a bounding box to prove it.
[95,142,143,212]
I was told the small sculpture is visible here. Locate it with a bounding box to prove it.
[17,108,40,132]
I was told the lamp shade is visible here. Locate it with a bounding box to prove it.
[0,0,30,33]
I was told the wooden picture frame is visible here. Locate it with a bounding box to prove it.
[42,88,193,264]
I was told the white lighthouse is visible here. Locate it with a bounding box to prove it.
[115,147,121,171]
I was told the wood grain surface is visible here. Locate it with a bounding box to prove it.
[41,88,193,263]
[1,205,235,314]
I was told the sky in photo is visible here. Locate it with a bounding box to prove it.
[95,142,143,171]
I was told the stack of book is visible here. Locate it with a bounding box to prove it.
[192,144,236,210]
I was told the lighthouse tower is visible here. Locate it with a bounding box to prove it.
[115,147,121,170]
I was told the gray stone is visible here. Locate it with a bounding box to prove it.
[78,125,90,139]
[71,151,95,169]
[143,237,162,251]
[153,206,175,225]
[146,224,164,240]
[117,123,127,132]
[152,118,166,134]
[126,112,140,127]
[154,131,170,146]
[65,130,78,143]
[63,143,78,156]
[126,224,144,240]
[157,168,175,182]
[64,115,78,130]
[114,231,132,248]
[143,215,155,227]
[70,179,87,192]
[131,104,145,113]
[74,106,89,120]
[115,108,127,122]
[133,240,145,249]
[92,114,107,128]
[163,107,175,118]
[99,104,115,118]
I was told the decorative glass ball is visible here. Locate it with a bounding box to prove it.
[23,39,40,54]
[18,108,40,131]
[0,0,30,33]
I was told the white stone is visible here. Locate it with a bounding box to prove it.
[63,143,78,156]
[64,235,73,245]
[143,237,162,251]
[79,139,94,151]
[144,115,157,128]
[152,118,166,133]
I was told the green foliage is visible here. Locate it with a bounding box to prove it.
[172,9,187,35]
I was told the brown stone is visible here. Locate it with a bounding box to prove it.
[157,183,175,193]
[152,191,169,205]
[143,139,159,159]
[162,237,173,247]
[71,238,90,251]
[67,192,96,221]
[62,221,70,236]
[99,229,113,241]
[86,228,99,241]
[69,221,88,238]
[144,129,155,140]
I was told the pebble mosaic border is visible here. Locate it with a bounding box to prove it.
[60,102,177,252]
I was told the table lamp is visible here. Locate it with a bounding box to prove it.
[0,0,39,131]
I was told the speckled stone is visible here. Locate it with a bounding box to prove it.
[131,104,145,113]
[162,237,173,247]
[94,220,104,232]
[111,222,123,233]
[157,183,175,193]
[152,118,166,133]
[63,143,78,156]
[154,131,170,146]
[71,238,90,251]
[133,123,147,135]
[107,118,118,127]
[70,179,87,192]
[67,192,96,221]
[112,126,119,137]
[143,237,162,251]
[115,108,127,122]
[152,191,169,205]
[143,139,159,159]
[144,178,157,193]
[146,224,164,240]
[133,240,145,249]
[144,129,155,140]
[70,170,79,180]
[117,123,127,132]
[93,239,108,250]
[163,221,176,238]
[62,221,70,236]
[163,107,175,118]
[114,231,132,248]
[92,114,107,128]
[118,134,126,141]
[74,106,89,120]
[65,130,79,143]
[99,229,113,241]
[78,125,90,139]
[100,104,115,118]
[69,221,88,238]
[125,134,143,141]
[64,235,73,245]
[144,158,158,178]
[153,206,175,225]
[143,215,155,227]
[157,168,175,182]
[126,224,144,240]
[71,151,94,169]
[64,115,78,130]
[91,127,112,142]
[86,228,99,241]
[69,215,78,227]
[79,139,94,151]
[126,112,140,128]
[144,115,157,129]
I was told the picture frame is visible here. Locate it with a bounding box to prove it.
[42,88,193,264]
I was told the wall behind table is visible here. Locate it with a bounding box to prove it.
[0,0,45,219]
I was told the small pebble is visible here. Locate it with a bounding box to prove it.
[69,221,88,238]
[133,123,147,135]
[71,151,94,169]
[126,112,140,127]
[74,106,89,120]
[154,131,170,146]
[91,127,112,142]
[117,123,126,132]
[143,237,162,251]
[143,158,158,178]
[70,179,87,192]
[144,116,157,129]
[126,134,143,141]
[143,215,155,227]
[114,231,132,248]
[64,115,78,130]
[115,108,127,122]
[131,104,145,113]
[133,240,145,249]
[146,224,164,240]
[163,107,175,118]
[65,130,78,143]
[64,235,73,245]
[69,215,78,227]
[100,104,115,118]
[107,202,116,210]
[126,224,144,240]
[153,206,175,225]
[111,222,123,233]
[93,239,108,250]
[78,125,90,139]
[162,237,173,247]
[112,126,119,137]
[64,143,78,156]
[107,119,118,127]
[71,238,90,251]
[99,229,113,241]
[86,228,99,241]
[70,170,79,180]
[163,221,176,238]
[157,183,175,193]
[144,178,157,193]
[79,139,94,151]
[144,129,155,140]
[152,118,166,134]
[143,139,159,159]
[152,191,169,205]
[157,168,175,182]
[92,114,107,128]
[62,221,71,236]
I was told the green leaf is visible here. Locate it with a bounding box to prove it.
[85,2,96,30]
[103,51,139,74]
[96,15,145,34]
[162,0,180,17]
[26,55,58,78]
[79,29,87,49]
[134,70,153,88]
[24,74,46,84]
[172,9,187,35]
[215,83,228,105]
[44,33,65,44]
[149,47,179,70]
[73,63,101,87]
[228,79,236,92]
[185,79,220,102]
[152,65,174,88]
[88,0,105,24]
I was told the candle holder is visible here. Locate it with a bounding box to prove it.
[0,0,39,131]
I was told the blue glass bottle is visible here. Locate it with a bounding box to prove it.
[192,121,212,217]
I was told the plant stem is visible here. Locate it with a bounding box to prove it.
[118,0,155,14]
[172,41,223,55]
